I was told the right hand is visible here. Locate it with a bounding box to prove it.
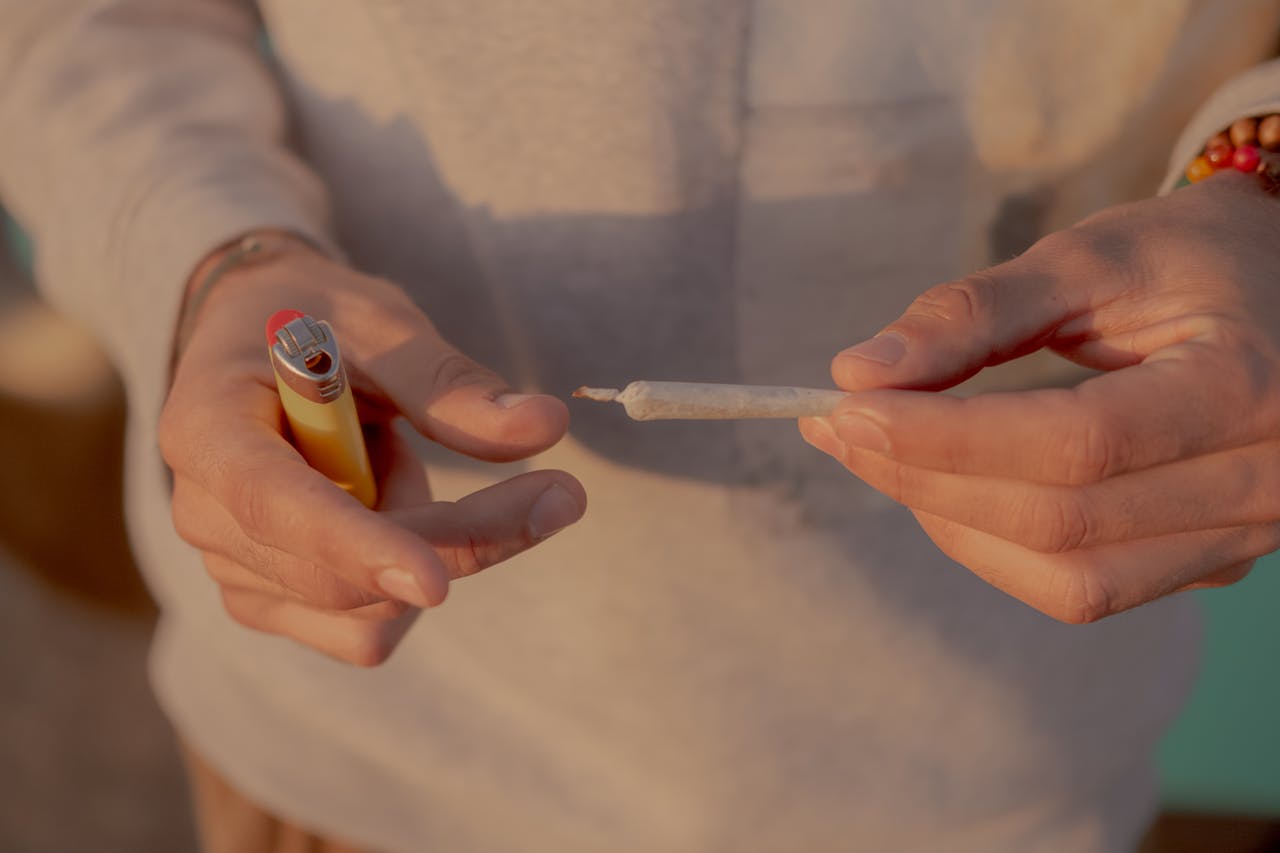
[159,237,586,666]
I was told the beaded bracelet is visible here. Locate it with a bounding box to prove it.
[1177,114,1280,192]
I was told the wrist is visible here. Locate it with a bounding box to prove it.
[1179,114,1280,192]
[174,230,323,363]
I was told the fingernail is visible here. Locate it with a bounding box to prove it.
[528,483,582,539]
[801,417,846,458]
[838,333,907,366]
[495,393,540,409]
[835,410,891,453]
[376,568,433,608]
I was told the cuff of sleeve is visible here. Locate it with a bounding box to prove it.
[1159,58,1280,194]
[109,149,341,433]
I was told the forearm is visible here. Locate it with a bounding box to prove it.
[0,0,337,419]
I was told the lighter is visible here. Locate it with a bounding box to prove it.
[266,310,378,508]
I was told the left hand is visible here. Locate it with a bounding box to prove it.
[800,170,1280,623]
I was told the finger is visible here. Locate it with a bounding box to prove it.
[912,510,1280,623]
[831,238,1103,393]
[175,449,582,606]
[176,475,403,611]
[175,256,568,462]
[345,311,568,463]
[827,179,1280,393]
[201,551,409,620]
[385,470,587,581]
[804,431,1280,552]
[820,336,1269,485]
[220,587,420,667]
[199,466,587,601]
[1177,560,1256,592]
[161,383,451,608]
[366,420,433,509]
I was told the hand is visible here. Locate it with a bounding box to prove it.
[801,171,1280,623]
[160,238,586,665]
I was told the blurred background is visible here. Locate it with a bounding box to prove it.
[0,214,195,851]
[0,209,1277,852]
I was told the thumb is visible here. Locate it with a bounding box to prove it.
[351,319,568,463]
[832,265,1077,392]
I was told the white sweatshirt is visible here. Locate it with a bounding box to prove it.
[3,2,1279,850]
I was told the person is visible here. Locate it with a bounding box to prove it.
[3,1,1280,850]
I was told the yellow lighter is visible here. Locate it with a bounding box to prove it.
[266,309,377,508]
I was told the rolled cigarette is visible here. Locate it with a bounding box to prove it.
[572,381,848,420]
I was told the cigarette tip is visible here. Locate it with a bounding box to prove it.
[572,386,620,402]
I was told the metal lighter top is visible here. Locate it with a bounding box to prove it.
[266,309,377,507]
[267,309,346,403]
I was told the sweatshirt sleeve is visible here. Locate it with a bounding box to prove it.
[1160,58,1280,194]
[0,0,338,421]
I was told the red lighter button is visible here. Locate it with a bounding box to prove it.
[265,309,306,347]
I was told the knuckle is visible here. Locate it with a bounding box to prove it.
[1032,226,1088,262]
[425,351,496,393]
[1036,225,1130,282]
[157,404,222,481]
[868,458,911,504]
[434,503,510,579]
[1025,489,1093,554]
[309,574,384,611]
[228,472,275,543]
[451,522,491,579]
[1061,409,1124,486]
[910,274,997,327]
[1047,564,1115,625]
[246,543,296,592]
[255,555,363,610]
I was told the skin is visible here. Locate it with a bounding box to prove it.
[161,238,586,666]
[800,171,1280,624]
[166,166,1276,653]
